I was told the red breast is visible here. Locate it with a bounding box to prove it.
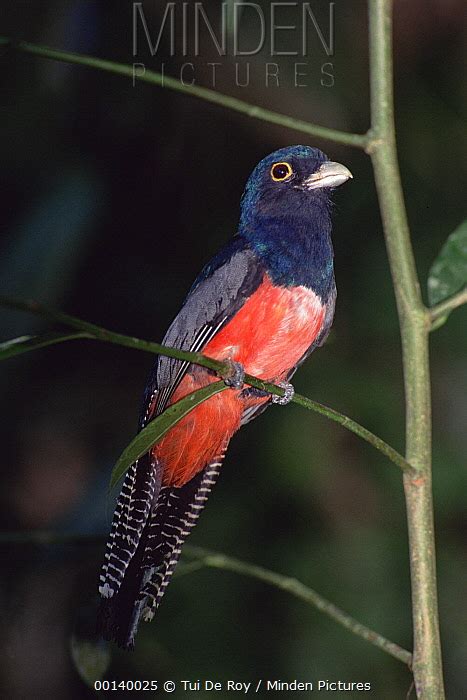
[154,274,325,487]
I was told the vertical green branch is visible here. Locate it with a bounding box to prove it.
[367,1,444,697]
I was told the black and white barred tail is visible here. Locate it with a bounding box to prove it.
[97,455,223,649]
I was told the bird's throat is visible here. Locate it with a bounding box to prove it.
[240,209,334,299]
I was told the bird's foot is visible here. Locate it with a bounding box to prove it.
[271,381,295,405]
[222,359,245,389]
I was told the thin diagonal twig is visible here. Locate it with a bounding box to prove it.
[0,530,412,667]
[0,295,412,474]
[0,36,368,149]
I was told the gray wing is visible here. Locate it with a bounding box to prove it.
[142,240,263,424]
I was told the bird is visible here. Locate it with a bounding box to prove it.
[97,145,352,649]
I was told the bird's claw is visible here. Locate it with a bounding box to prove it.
[222,359,245,389]
[271,381,295,405]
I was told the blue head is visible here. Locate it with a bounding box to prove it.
[238,145,352,294]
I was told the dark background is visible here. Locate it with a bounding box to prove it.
[1,1,466,698]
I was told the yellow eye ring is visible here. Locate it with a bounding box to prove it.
[270,162,293,182]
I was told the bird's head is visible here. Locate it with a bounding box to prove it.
[239,145,352,233]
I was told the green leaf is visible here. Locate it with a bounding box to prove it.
[70,634,111,688]
[0,331,89,360]
[428,220,467,315]
[110,380,228,489]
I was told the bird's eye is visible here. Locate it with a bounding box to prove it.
[270,162,293,182]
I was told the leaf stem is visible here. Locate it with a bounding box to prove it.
[368,2,444,697]
[0,36,368,149]
[429,286,467,326]
[0,331,91,360]
[0,295,412,474]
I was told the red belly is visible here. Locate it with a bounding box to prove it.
[154,275,325,486]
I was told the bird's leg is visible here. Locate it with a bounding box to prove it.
[222,358,245,389]
[271,381,295,405]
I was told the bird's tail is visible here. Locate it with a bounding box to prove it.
[97,451,158,647]
[97,456,223,649]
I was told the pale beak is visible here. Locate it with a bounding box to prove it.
[301,161,353,190]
